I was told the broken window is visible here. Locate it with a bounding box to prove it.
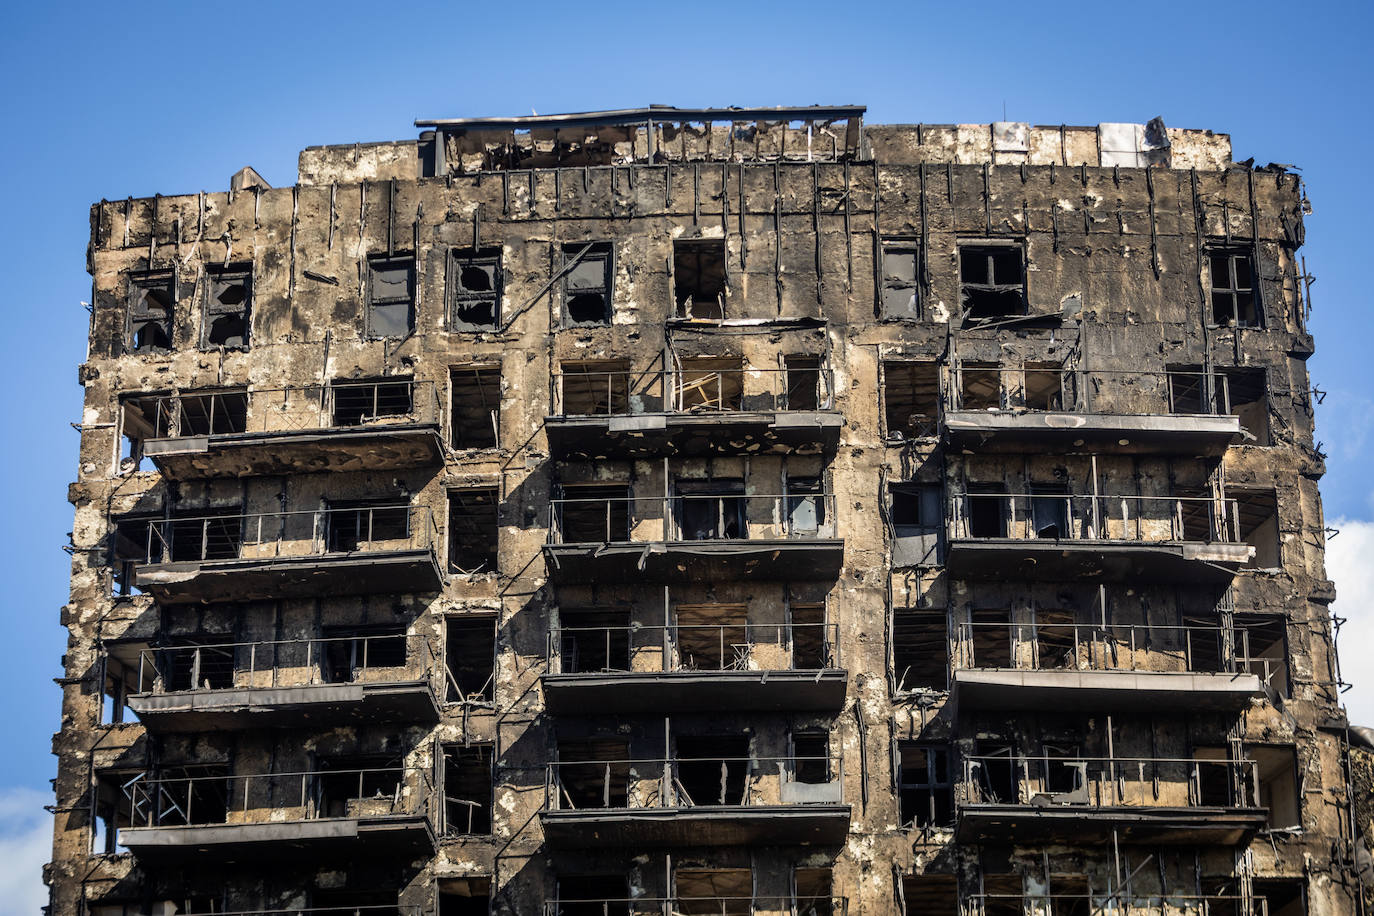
[320,624,407,682]
[675,604,748,671]
[902,875,958,916]
[448,488,498,574]
[1034,608,1078,670]
[556,484,630,543]
[1235,614,1290,698]
[1229,488,1280,568]
[1042,743,1084,795]
[792,731,831,783]
[893,610,948,691]
[968,609,1014,668]
[165,507,243,562]
[555,739,630,809]
[882,361,940,439]
[959,243,1025,320]
[448,247,501,330]
[880,240,921,319]
[890,483,944,566]
[110,514,158,593]
[785,355,823,410]
[315,756,402,818]
[675,357,743,411]
[1023,363,1064,410]
[366,255,415,338]
[1029,483,1070,539]
[439,877,492,916]
[563,242,613,325]
[445,615,495,703]
[981,875,1024,916]
[443,744,493,836]
[675,869,753,915]
[675,480,745,540]
[554,874,629,916]
[91,772,137,854]
[1252,879,1306,916]
[899,743,953,828]
[559,608,631,673]
[161,636,235,691]
[128,272,174,351]
[786,476,826,536]
[331,377,415,426]
[326,499,410,552]
[1221,367,1271,445]
[450,366,499,449]
[1192,746,1234,807]
[202,265,251,348]
[675,735,750,806]
[973,741,1018,804]
[795,868,836,916]
[118,395,160,473]
[101,653,143,724]
[966,483,1009,538]
[791,603,831,669]
[674,239,727,319]
[1207,247,1262,328]
[168,389,249,437]
[1249,745,1301,828]
[959,362,1002,411]
[559,359,631,415]
[148,763,231,825]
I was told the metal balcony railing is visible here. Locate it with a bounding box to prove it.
[956,622,1251,674]
[552,367,836,417]
[548,493,837,544]
[542,897,849,915]
[960,754,1260,809]
[966,894,1266,916]
[545,755,844,811]
[952,493,1241,543]
[131,633,438,695]
[141,380,441,437]
[123,765,435,828]
[118,505,440,565]
[946,367,1240,417]
[548,622,840,674]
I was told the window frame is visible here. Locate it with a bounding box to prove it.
[447,247,503,331]
[1205,245,1264,329]
[957,240,1027,321]
[127,271,176,353]
[878,237,922,320]
[365,254,417,339]
[200,263,253,350]
[897,742,954,829]
[561,242,614,327]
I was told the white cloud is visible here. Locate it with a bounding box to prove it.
[1327,518,1374,727]
[0,787,51,916]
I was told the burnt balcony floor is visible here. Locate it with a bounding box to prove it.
[144,424,444,479]
[543,539,844,584]
[952,668,1264,712]
[945,538,1252,584]
[540,804,851,848]
[943,411,1240,456]
[118,815,436,864]
[126,680,440,732]
[545,410,843,459]
[542,669,848,714]
[956,803,1267,846]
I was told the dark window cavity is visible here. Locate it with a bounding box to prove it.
[889,483,943,567]
[1207,247,1262,328]
[880,240,920,319]
[366,255,415,338]
[784,355,823,410]
[958,243,1025,320]
[674,239,727,320]
[882,361,940,440]
[449,247,501,330]
[1230,488,1280,568]
[563,242,613,326]
[899,743,953,828]
[443,744,493,835]
[203,266,251,348]
[450,366,500,449]
[326,499,410,552]
[893,609,947,691]
[128,273,175,352]
[448,488,498,574]
[331,377,414,426]
[445,615,496,703]
[557,484,630,543]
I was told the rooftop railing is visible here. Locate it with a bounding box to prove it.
[961,754,1260,809]
[542,897,848,915]
[966,894,1266,916]
[123,765,435,829]
[117,505,440,566]
[131,633,438,695]
[952,492,1241,543]
[552,367,835,417]
[946,367,1241,417]
[548,493,837,545]
[545,755,843,811]
[549,622,840,674]
[956,621,1249,674]
[138,380,441,438]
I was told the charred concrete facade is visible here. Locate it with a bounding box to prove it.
[49,106,1362,916]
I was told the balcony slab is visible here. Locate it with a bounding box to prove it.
[943,411,1239,456]
[542,669,848,715]
[145,425,444,479]
[952,668,1264,712]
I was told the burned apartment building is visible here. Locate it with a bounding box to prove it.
[47,105,1363,916]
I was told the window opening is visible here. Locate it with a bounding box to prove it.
[557,484,630,543]
[448,488,498,574]
[1207,247,1262,328]
[674,239,727,320]
[784,355,822,410]
[445,615,495,703]
[331,378,415,426]
[171,390,249,436]
[1249,745,1301,829]
[366,255,415,338]
[161,636,235,691]
[959,244,1025,320]
[443,744,493,836]
[973,741,1017,804]
[320,624,407,682]
[326,499,409,553]
[128,273,174,351]
[791,603,830,669]
[676,357,743,411]
[563,242,613,325]
[960,362,1002,411]
[553,874,629,916]
[203,266,251,348]
[792,731,831,784]
[439,877,493,916]
[1029,483,1070,539]
[882,361,940,439]
[1235,614,1290,697]
[559,359,631,416]
[894,610,948,691]
[899,743,953,828]
[1023,363,1064,410]
[118,396,159,473]
[966,484,1009,538]
[675,480,745,540]
[795,867,836,916]
[560,608,631,673]
[902,876,958,916]
[674,735,750,806]
[449,247,501,330]
[315,756,402,818]
[674,604,748,671]
[555,739,630,809]
[165,507,243,562]
[969,609,1014,668]
[450,366,499,449]
[674,868,752,915]
[1229,488,1280,567]
[1252,879,1306,916]
[1192,746,1233,807]
[880,240,920,319]
[786,476,825,536]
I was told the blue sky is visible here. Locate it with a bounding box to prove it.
[0,1,1370,909]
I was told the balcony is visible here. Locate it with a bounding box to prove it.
[952,621,1266,712]
[132,381,444,479]
[543,622,846,714]
[942,368,1241,456]
[117,765,436,863]
[965,895,1266,916]
[543,493,843,584]
[544,897,848,915]
[119,505,443,604]
[123,634,441,732]
[541,755,850,848]
[957,754,1266,845]
[946,492,1253,584]
[546,366,842,459]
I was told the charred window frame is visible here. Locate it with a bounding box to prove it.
[442,744,494,836]
[879,238,921,320]
[446,615,496,703]
[110,514,158,595]
[1206,246,1263,328]
[562,242,613,326]
[673,239,727,320]
[127,272,175,352]
[893,609,948,692]
[201,265,252,349]
[889,483,944,568]
[448,487,499,575]
[450,366,500,450]
[366,254,416,339]
[958,241,1026,321]
[448,247,502,330]
[325,498,410,552]
[898,742,954,828]
[791,730,832,784]
[882,360,941,440]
